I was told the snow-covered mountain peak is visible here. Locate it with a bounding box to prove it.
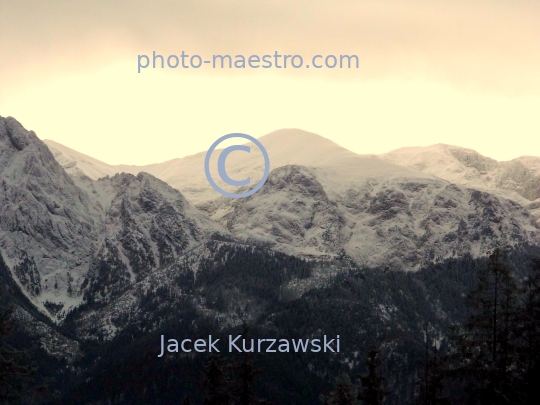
[1,117,230,320]
[512,156,540,177]
[203,162,540,268]
[379,143,540,204]
[0,117,104,314]
[256,128,356,162]
[43,128,434,206]
[381,143,498,176]
[3,115,540,326]
[42,131,540,208]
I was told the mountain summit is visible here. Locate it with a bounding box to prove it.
[0,117,102,311]
[49,128,431,205]
[45,130,540,208]
[37,125,540,269]
[379,143,540,204]
[1,117,229,319]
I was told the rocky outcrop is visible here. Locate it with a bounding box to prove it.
[0,117,229,318]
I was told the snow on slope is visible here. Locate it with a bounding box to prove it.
[47,129,434,206]
[186,129,436,207]
[43,139,140,179]
[219,165,540,269]
[5,115,540,333]
[80,172,230,306]
[45,131,540,210]
[379,144,497,188]
[1,117,230,320]
[512,156,540,176]
[0,117,103,314]
[379,144,540,204]
[41,130,540,269]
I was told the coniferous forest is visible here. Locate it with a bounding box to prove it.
[1,243,540,405]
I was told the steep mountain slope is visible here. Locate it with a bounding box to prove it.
[45,131,540,211]
[40,129,540,269]
[79,172,229,306]
[3,118,539,303]
[218,165,539,269]
[217,165,346,255]
[4,117,540,404]
[44,139,141,180]
[0,116,103,312]
[1,117,229,319]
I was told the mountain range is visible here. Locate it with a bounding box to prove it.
[44,127,540,271]
[44,133,540,208]
[2,116,539,321]
[2,115,540,404]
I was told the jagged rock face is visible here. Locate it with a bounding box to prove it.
[497,161,540,201]
[82,238,132,305]
[221,165,345,255]
[80,172,224,302]
[448,147,499,174]
[0,117,228,318]
[0,117,102,306]
[77,172,230,308]
[215,165,540,269]
[106,173,203,270]
[2,116,540,323]
[45,134,540,205]
[346,181,538,269]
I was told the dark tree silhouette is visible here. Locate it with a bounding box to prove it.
[321,373,358,405]
[202,355,232,405]
[454,248,520,405]
[358,346,387,405]
[230,353,269,405]
[222,325,269,405]
[517,261,540,405]
[0,295,33,403]
[416,336,450,405]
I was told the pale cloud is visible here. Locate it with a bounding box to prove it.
[1,0,539,165]
[2,0,539,94]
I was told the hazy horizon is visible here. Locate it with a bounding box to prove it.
[1,0,539,165]
[37,125,540,168]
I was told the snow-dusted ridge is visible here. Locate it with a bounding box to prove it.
[379,143,540,205]
[212,164,539,269]
[45,132,540,208]
[2,116,540,322]
[1,116,231,321]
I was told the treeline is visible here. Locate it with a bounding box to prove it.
[2,244,540,404]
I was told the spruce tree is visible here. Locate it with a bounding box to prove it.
[358,346,387,405]
[455,248,520,405]
[230,353,269,405]
[202,355,232,405]
[0,253,34,403]
[416,337,450,405]
[225,325,269,405]
[517,260,540,405]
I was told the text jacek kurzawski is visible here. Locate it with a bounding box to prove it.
[158,335,340,357]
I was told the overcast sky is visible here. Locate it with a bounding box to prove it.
[1,0,539,165]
